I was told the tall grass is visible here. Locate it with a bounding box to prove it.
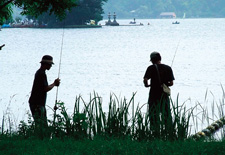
[1,91,225,141]
[189,88,225,140]
[8,93,191,140]
[1,95,18,136]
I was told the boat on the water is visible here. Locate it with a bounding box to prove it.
[129,18,136,24]
[172,21,180,24]
[129,21,136,24]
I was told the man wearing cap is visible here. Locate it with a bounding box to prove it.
[29,55,60,130]
[143,52,175,132]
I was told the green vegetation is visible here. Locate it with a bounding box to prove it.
[35,0,108,27]
[1,0,107,27]
[9,93,192,141]
[2,0,224,26]
[1,92,225,154]
[0,0,77,25]
[0,1,12,25]
[1,136,225,154]
[0,92,225,154]
[104,0,225,19]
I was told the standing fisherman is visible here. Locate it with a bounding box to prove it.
[29,55,60,133]
[143,52,175,135]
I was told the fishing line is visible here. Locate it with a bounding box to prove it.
[171,39,181,67]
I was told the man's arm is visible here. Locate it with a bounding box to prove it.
[45,78,60,92]
[167,67,175,87]
[143,78,150,87]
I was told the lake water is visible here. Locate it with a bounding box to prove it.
[1,18,225,132]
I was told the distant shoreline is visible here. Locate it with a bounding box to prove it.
[1,25,102,29]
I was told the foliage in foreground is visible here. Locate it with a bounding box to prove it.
[2,91,225,142]
[1,92,194,141]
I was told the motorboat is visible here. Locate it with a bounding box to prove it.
[172,21,180,24]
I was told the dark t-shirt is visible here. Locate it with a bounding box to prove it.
[144,64,175,102]
[29,69,48,106]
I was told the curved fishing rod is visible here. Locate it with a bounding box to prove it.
[171,39,181,67]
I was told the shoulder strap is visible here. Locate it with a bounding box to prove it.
[155,64,161,85]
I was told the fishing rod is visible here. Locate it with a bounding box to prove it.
[171,39,181,67]
[54,23,65,110]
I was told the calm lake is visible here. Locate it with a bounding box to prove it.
[1,18,225,129]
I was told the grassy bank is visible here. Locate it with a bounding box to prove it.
[1,92,225,154]
[1,136,225,154]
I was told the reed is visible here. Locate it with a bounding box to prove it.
[188,88,225,140]
[1,91,225,142]
[39,93,192,140]
[1,95,18,136]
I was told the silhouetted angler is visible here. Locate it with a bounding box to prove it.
[29,55,60,133]
[143,52,175,135]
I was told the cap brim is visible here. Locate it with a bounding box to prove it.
[40,60,54,64]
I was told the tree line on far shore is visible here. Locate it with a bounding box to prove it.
[1,0,225,27]
[103,0,225,19]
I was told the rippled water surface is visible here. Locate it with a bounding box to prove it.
[1,18,225,124]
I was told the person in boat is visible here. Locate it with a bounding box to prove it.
[0,44,5,50]
[173,21,179,24]
[129,18,136,24]
[143,52,175,135]
[29,55,60,135]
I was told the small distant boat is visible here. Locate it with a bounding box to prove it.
[172,21,180,24]
[129,18,136,24]
[2,24,11,28]
[129,21,136,24]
